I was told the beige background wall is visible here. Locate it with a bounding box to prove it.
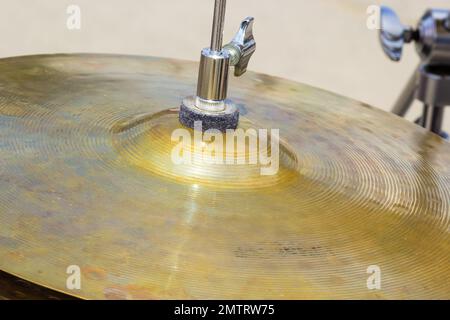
[0,0,449,131]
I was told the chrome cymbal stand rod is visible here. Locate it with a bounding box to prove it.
[210,0,227,52]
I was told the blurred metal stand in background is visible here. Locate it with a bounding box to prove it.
[379,6,450,138]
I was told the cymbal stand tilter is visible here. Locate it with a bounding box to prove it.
[179,0,256,131]
[379,6,450,138]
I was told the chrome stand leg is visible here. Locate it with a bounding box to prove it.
[421,104,445,135]
[391,67,419,116]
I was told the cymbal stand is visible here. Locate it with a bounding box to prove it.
[379,6,450,138]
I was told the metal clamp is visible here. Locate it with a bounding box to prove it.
[223,17,256,77]
[379,6,450,64]
[196,14,256,106]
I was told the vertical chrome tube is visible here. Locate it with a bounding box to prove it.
[197,49,229,103]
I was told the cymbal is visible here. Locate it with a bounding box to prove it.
[0,54,449,299]
[0,270,74,300]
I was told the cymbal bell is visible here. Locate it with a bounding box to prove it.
[0,54,449,299]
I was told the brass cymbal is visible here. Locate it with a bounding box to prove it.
[0,270,74,300]
[0,54,449,299]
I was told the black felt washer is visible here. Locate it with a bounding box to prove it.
[179,101,239,132]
